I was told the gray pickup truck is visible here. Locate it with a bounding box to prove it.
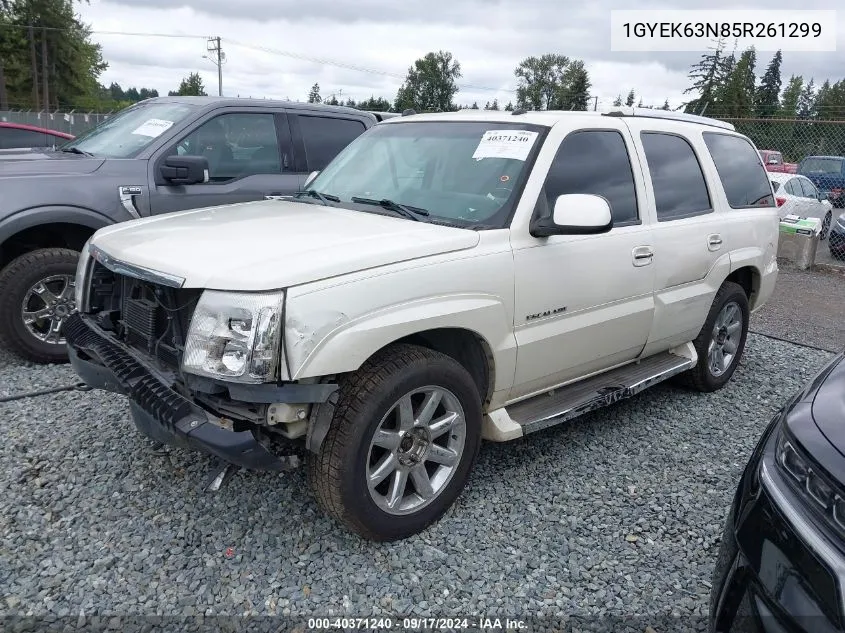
[0,96,383,363]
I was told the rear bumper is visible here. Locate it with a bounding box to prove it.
[64,312,298,472]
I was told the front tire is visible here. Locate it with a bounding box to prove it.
[678,281,749,393]
[821,210,832,241]
[0,248,80,364]
[309,343,483,541]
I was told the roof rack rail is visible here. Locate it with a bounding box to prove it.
[600,106,735,131]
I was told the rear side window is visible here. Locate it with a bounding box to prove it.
[799,178,819,199]
[543,129,639,225]
[800,157,844,175]
[783,179,800,196]
[703,132,776,208]
[298,115,366,171]
[0,127,50,149]
[640,132,711,221]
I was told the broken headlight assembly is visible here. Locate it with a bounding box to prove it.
[182,290,284,383]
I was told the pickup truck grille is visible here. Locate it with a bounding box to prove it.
[87,262,202,370]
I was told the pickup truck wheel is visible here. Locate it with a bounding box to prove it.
[309,343,482,541]
[0,248,80,364]
[678,281,749,393]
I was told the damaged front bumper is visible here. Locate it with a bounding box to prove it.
[63,312,321,472]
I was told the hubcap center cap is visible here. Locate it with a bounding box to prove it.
[716,327,728,345]
[397,428,430,466]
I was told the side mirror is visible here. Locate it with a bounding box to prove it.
[160,155,209,185]
[531,194,613,238]
[304,170,319,188]
[819,192,829,201]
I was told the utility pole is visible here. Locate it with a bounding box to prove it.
[28,23,39,110]
[41,26,49,110]
[205,37,225,96]
[593,96,598,111]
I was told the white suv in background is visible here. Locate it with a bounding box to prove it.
[65,107,779,541]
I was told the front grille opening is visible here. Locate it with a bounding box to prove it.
[87,262,202,371]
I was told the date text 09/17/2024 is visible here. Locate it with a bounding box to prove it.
[306,617,528,630]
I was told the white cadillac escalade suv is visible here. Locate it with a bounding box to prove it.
[65,107,779,541]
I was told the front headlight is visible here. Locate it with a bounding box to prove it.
[182,290,285,383]
[776,430,845,536]
[74,238,93,311]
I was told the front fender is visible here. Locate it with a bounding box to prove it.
[285,293,516,393]
[0,205,113,247]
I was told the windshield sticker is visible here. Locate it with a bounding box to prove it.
[131,118,175,138]
[472,130,539,161]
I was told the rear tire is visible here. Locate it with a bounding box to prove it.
[677,281,749,393]
[0,248,80,364]
[309,343,482,541]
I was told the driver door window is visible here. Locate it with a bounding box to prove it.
[175,113,283,181]
[544,130,639,225]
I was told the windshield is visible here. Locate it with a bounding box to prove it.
[306,120,547,228]
[800,157,844,175]
[61,102,199,158]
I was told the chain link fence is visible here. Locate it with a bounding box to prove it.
[0,109,113,137]
[715,116,845,169]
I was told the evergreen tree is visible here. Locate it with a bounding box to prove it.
[558,60,591,110]
[715,48,756,117]
[683,38,725,114]
[307,83,322,103]
[797,78,816,118]
[755,50,782,118]
[779,75,803,117]
[504,101,514,111]
[470,101,478,109]
[613,94,622,107]
[625,89,635,106]
[661,99,670,110]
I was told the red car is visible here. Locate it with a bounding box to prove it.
[0,122,74,150]
[759,149,798,173]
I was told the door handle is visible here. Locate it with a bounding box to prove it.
[632,246,653,267]
[708,234,723,251]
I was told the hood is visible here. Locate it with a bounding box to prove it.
[811,353,845,459]
[90,199,481,290]
[0,151,105,174]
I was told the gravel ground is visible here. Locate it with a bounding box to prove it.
[751,261,845,353]
[0,334,835,632]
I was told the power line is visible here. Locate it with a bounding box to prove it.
[0,24,208,38]
[225,39,519,94]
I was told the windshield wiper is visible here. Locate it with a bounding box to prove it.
[292,189,339,205]
[351,197,430,221]
[59,146,93,156]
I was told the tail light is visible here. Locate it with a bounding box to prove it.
[776,196,787,207]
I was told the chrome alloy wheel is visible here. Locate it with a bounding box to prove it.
[708,300,742,377]
[21,274,76,345]
[366,386,467,515]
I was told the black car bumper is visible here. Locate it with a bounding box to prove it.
[711,421,845,633]
[64,312,299,472]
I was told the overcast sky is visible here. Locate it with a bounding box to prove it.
[77,0,844,111]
